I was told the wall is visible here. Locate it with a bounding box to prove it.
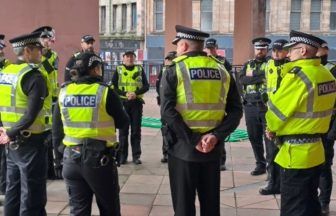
[0,0,99,82]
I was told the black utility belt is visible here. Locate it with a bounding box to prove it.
[7,130,47,150]
[244,101,265,106]
[279,134,321,144]
[65,141,117,168]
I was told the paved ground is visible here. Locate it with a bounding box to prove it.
[1,89,336,215]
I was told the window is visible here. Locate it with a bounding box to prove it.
[310,0,321,30]
[131,3,137,31]
[112,5,117,31]
[265,0,270,31]
[290,0,302,30]
[331,0,336,30]
[154,0,163,31]
[200,0,213,31]
[121,4,127,31]
[100,6,106,33]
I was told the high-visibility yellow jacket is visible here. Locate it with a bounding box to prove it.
[0,63,50,133]
[0,59,10,70]
[117,65,144,99]
[266,58,336,168]
[40,49,59,98]
[265,59,288,95]
[173,55,231,133]
[58,82,117,147]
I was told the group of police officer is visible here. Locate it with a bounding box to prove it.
[156,26,336,216]
[0,26,149,215]
[0,23,336,216]
[239,33,336,216]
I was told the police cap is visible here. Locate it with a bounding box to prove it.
[317,38,329,50]
[0,34,6,49]
[172,25,209,45]
[32,26,55,38]
[9,32,43,48]
[72,52,103,76]
[284,30,321,49]
[81,35,95,43]
[123,50,136,57]
[205,38,218,48]
[165,51,177,60]
[252,37,271,49]
[272,39,288,50]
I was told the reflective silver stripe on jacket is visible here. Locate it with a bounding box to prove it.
[269,68,332,120]
[184,120,222,128]
[61,85,112,128]
[296,69,314,113]
[9,65,32,107]
[292,109,334,118]
[268,100,287,121]
[175,61,227,113]
[325,63,335,71]
[64,135,117,144]
[1,121,46,132]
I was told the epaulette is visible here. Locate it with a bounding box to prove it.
[97,81,109,87]
[60,81,73,88]
[288,66,302,74]
[172,55,188,64]
[73,52,81,58]
[210,55,224,64]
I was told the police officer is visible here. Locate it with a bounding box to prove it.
[316,39,336,215]
[239,37,271,176]
[52,52,129,216]
[0,34,10,197]
[266,30,336,216]
[64,35,97,82]
[112,50,149,165]
[156,51,176,163]
[160,25,242,216]
[204,38,232,72]
[33,26,61,179]
[0,32,49,216]
[204,38,232,171]
[0,34,10,70]
[33,26,59,101]
[259,39,288,195]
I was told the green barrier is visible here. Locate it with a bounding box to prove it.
[141,117,248,142]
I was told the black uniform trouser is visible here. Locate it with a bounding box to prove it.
[168,155,220,216]
[280,165,322,216]
[62,146,120,216]
[221,142,226,165]
[0,145,6,194]
[319,134,334,206]
[4,134,48,216]
[44,130,56,179]
[244,103,271,169]
[161,120,169,157]
[266,141,280,189]
[119,100,143,161]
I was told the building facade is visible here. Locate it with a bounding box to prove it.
[99,0,336,66]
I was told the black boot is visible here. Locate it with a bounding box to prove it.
[161,154,168,163]
[250,166,266,176]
